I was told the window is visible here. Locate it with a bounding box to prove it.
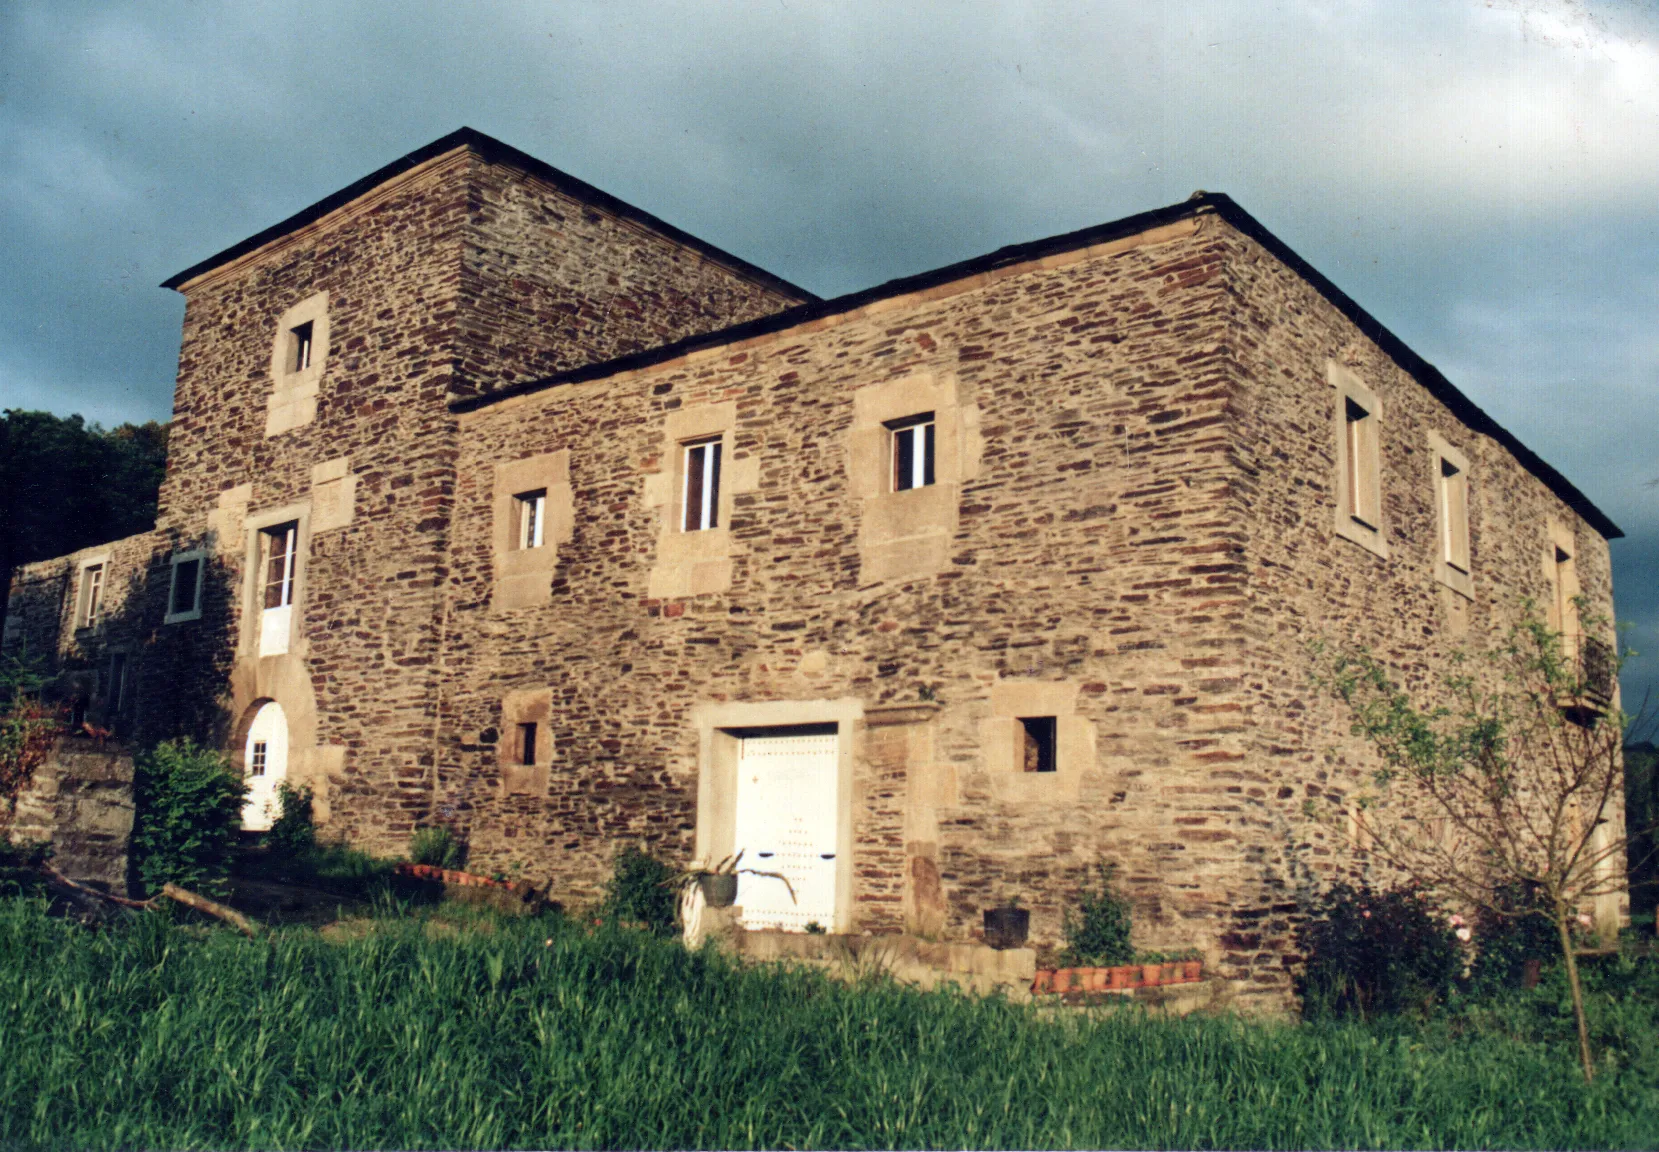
[258,521,299,656]
[518,722,538,767]
[1429,434,1472,598]
[888,413,936,492]
[1329,363,1387,557]
[249,741,267,778]
[262,524,297,611]
[682,437,723,532]
[1550,542,1579,646]
[514,490,546,550]
[289,321,314,373]
[108,653,130,715]
[165,550,205,624]
[76,563,105,629]
[1344,397,1380,529]
[1438,458,1469,572]
[1018,716,1057,773]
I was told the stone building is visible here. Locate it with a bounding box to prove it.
[4,129,1624,1005]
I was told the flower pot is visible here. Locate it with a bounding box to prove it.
[1182,960,1202,983]
[983,907,1030,950]
[1109,965,1133,990]
[1161,962,1182,985]
[1141,963,1162,987]
[1032,969,1054,994]
[698,872,738,907]
[1086,967,1109,992]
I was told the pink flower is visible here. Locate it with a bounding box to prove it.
[1456,927,1472,942]
[1361,910,1371,919]
[1449,914,1465,928]
[1577,913,1593,929]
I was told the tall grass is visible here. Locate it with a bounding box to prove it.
[1,898,1656,1150]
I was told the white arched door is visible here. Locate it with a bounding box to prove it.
[242,702,289,831]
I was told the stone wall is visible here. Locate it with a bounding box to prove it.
[1,737,135,893]
[441,213,1251,971]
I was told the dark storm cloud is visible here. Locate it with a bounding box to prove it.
[2,0,1655,704]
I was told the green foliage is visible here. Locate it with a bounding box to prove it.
[130,739,246,897]
[1061,861,1134,966]
[1470,881,1560,991]
[601,844,679,936]
[0,648,64,810]
[408,825,466,870]
[264,782,315,857]
[0,901,1656,1149]
[1296,883,1462,1020]
[0,409,167,583]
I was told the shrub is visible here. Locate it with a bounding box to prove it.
[130,739,246,897]
[1296,882,1461,1020]
[601,844,679,936]
[265,782,315,856]
[1061,861,1134,966]
[409,825,466,870]
[0,650,63,811]
[1470,880,1558,991]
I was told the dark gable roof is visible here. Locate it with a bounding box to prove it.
[454,191,1620,541]
[159,128,816,302]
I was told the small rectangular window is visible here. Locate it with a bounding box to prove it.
[109,653,129,714]
[289,321,314,373]
[166,552,204,623]
[888,413,936,492]
[515,490,547,550]
[518,722,538,767]
[1344,396,1380,529]
[262,524,298,610]
[1438,457,1470,574]
[77,563,105,629]
[1018,716,1057,773]
[250,741,268,777]
[1552,544,1579,643]
[682,438,723,532]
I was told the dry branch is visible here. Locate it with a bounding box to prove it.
[161,883,262,936]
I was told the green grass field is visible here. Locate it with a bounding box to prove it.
[2,898,1656,1150]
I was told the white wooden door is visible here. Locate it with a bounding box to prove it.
[242,702,289,831]
[733,731,840,931]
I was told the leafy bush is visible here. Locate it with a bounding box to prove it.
[1470,880,1558,990]
[409,825,466,870]
[601,844,679,936]
[1061,861,1134,966]
[1296,882,1461,1020]
[265,782,315,856]
[130,739,246,897]
[0,650,63,810]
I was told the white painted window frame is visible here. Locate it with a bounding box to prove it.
[681,437,723,532]
[515,489,547,550]
[165,548,207,624]
[73,553,111,631]
[887,413,936,493]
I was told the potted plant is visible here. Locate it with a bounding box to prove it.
[1174,946,1203,982]
[983,894,1030,950]
[677,850,795,909]
[1139,950,1164,987]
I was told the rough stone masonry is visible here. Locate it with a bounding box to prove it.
[4,129,1623,1010]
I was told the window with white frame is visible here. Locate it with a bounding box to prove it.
[258,522,299,655]
[165,550,205,624]
[681,437,723,532]
[249,740,268,778]
[75,563,106,629]
[514,489,547,550]
[887,413,936,492]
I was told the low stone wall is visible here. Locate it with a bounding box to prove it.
[1,737,134,892]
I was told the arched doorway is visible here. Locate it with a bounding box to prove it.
[242,700,289,831]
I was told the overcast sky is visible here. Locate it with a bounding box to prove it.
[2,0,1655,713]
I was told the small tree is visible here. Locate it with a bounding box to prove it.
[1312,602,1642,1082]
[130,739,247,897]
